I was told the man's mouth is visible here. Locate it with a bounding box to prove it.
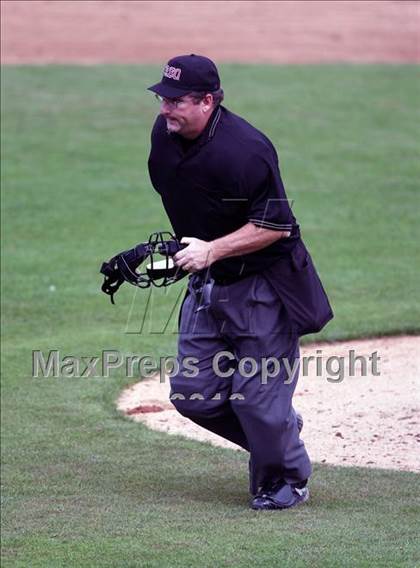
[166,117,181,131]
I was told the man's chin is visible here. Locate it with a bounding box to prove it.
[166,119,181,132]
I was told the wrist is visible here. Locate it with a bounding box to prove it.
[209,239,223,263]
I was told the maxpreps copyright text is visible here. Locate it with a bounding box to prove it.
[32,349,380,383]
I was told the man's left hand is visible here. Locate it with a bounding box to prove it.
[174,237,215,273]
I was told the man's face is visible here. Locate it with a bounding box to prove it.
[157,95,207,139]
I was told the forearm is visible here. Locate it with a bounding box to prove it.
[211,222,290,262]
[175,223,290,273]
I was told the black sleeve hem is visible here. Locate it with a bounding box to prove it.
[248,218,293,231]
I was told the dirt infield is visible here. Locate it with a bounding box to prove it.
[118,335,420,473]
[2,0,419,64]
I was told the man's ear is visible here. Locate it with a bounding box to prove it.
[202,93,214,112]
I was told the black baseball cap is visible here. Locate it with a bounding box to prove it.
[148,54,220,98]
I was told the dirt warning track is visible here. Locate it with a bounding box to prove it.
[2,1,419,64]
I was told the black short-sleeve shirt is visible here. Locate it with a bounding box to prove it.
[148,105,301,282]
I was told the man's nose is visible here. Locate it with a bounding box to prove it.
[160,100,172,116]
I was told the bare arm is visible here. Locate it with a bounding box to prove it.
[174,222,290,273]
[212,222,290,260]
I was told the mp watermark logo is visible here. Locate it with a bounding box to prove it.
[32,349,380,383]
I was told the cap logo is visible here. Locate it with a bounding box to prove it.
[163,65,181,81]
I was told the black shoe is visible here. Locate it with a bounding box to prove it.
[296,411,303,433]
[251,482,309,510]
[292,478,308,490]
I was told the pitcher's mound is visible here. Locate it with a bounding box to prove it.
[117,336,420,472]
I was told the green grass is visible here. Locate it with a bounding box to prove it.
[1,64,420,567]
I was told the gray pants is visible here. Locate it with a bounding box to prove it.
[170,272,312,495]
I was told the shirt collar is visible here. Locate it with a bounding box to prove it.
[202,104,222,143]
[169,104,222,148]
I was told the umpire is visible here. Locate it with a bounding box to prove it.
[147,54,333,510]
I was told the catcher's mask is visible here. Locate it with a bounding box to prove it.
[100,231,187,304]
